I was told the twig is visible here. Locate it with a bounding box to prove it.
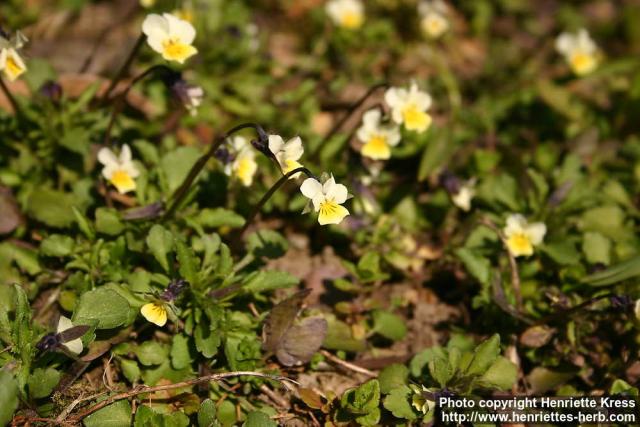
[479,217,523,311]
[101,33,145,103]
[319,350,377,378]
[66,371,297,422]
[55,391,110,423]
[259,384,290,409]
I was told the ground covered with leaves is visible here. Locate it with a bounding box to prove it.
[1,0,640,426]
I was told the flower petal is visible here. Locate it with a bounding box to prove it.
[300,177,323,200]
[268,134,285,155]
[97,147,118,167]
[165,13,196,44]
[141,303,167,327]
[526,222,547,245]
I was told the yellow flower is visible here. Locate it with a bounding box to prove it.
[97,144,140,194]
[385,82,433,133]
[142,13,197,63]
[326,0,364,30]
[555,29,599,76]
[503,214,546,258]
[419,1,449,39]
[356,109,401,160]
[225,136,258,186]
[141,302,168,326]
[0,31,28,81]
[268,135,304,176]
[56,316,83,355]
[300,175,350,225]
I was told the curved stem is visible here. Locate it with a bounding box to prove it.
[312,82,388,157]
[163,123,267,220]
[241,166,316,234]
[103,64,174,145]
[101,33,145,103]
[0,75,20,115]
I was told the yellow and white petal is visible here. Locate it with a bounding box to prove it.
[361,136,391,160]
[2,49,26,81]
[384,87,407,111]
[164,13,196,44]
[109,169,137,193]
[97,147,119,168]
[300,177,323,201]
[421,13,448,38]
[161,40,197,63]
[318,200,350,225]
[283,136,304,161]
[235,155,257,186]
[323,177,348,204]
[410,85,432,111]
[142,14,170,49]
[386,126,402,146]
[576,29,596,53]
[283,159,303,176]
[569,51,597,75]
[506,233,534,257]
[452,186,474,211]
[141,302,168,326]
[402,106,432,132]
[232,135,249,152]
[268,134,285,155]
[57,316,83,355]
[555,32,575,56]
[504,213,527,236]
[526,222,546,246]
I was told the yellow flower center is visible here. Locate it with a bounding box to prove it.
[109,170,136,194]
[569,51,596,75]
[361,135,391,160]
[402,105,432,132]
[162,38,197,63]
[318,199,349,225]
[235,157,257,186]
[4,55,25,81]
[506,232,533,257]
[340,11,363,29]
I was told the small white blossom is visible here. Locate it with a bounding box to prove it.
[385,82,433,133]
[419,1,449,39]
[57,316,83,355]
[0,31,28,81]
[224,136,258,187]
[326,0,364,30]
[503,214,546,257]
[356,109,401,160]
[300,175,350,225]
[142,13,197,63]
[97,144,140,194]
[268,135,304,176]
[451,179,475,211]
[555,29,599,76]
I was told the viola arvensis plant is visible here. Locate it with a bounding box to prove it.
[419,0,450,39]
[0,30,28,81]
[326,0,365,30]
[268,135,304,176]
[300,175,350,225]
[451,179,475,212]
[56,316,84,355]
[142,13,197,63]
[140,280,187,327]
[356,109,401,161]
[503,214,547,258]
[225,136,258,187]
[555,29,599,76]
[97,144,140,194]
[385,82,433,133]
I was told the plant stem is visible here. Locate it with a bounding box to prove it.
[0,75,20,115]
[163,123,266,220]
[101,33,145,103]
[103,64,174,145]
[312,82,388,157]
[241,166,315,234]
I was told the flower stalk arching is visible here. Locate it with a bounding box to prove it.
[163,122,268,220]
[240,166,317,235]
[101,33,146,103]
[312,82,388,158]
[103,64,176,145]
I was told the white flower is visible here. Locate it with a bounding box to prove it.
[0,31,28,81]
[224,136,257,187]
[171,80,203,115]
[300,175,350,225]
[57,316,83,355]
[384,82,433,133]
[451,179,475,211]
[326,0,364,30]
[419,1,449,39]
[503,214,547,258]
[268,135,304,176]
[356,109,401,160]
[142,13,197,63]
[97,144,140,194]
[555,29,599,76]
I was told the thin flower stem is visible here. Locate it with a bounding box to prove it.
[103,64,174,145]
[64,371,297,423]
[101,33,146,103]
[241,166,316,235]
[0,75,20,115]
[163,123,267,220]
[312,82,388,157]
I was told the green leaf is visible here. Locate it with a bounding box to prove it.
[540,240,581,265]
[242,411,277,427]
[119,359,141,384]
[216,400,237,426]
[410,347,446,377]
[135,341,168,366]
[198,399,217,427]
[242,270,299,294]
[96,208,125,236]
[247,230,289,259]
[428,356,454,387]
[146,225,174,272]
[477,357,517,390]
[383,385,417,420]
[40,234,75,257]
[171,334,193,370]
[28,367,61,398]
[72,206,95,241]
[161,146,202,192]
[582,232,611,265]
[323,317,367,352]
[371,310,407,341]
[83,400,131,427]
[194,318,221,358]
[455,248,491,284]
[581,205,628,240]
[176,239,200,286]
[527,367,575,394]
[464,334,500,376]
[0,371,19,426]
[357,252,389,283]
[196,208,245,229]
[378,364,409,394]
[582,254,640,286]
[342,379,380,412]
[27,188,76,228]
[73,288,131,329]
